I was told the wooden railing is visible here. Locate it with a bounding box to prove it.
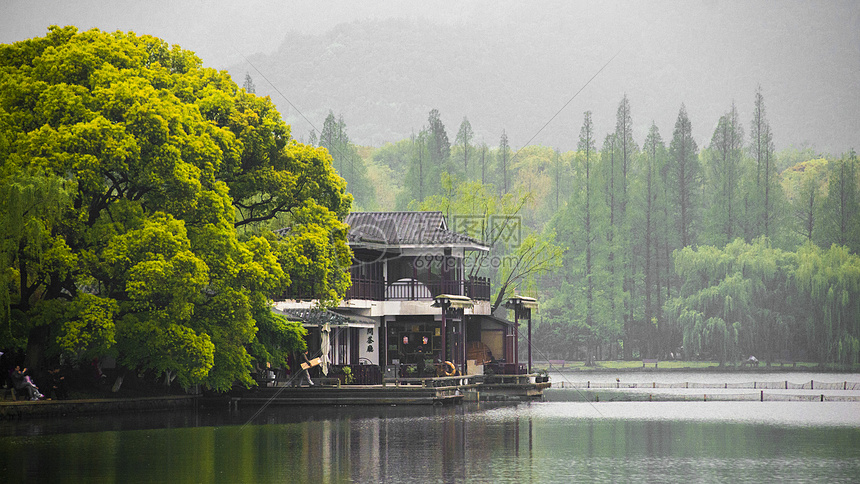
[383,374,484,388]
[345,277,490,301]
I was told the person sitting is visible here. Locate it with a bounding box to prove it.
[49,367,69,400]
[299,350,315,387]
[12,366,44,400]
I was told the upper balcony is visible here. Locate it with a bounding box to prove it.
[346,276,491,301]
[278,211,492,303]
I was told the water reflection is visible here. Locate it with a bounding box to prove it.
[2,401,860,483]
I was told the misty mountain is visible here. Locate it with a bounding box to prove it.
[229,7,858,155]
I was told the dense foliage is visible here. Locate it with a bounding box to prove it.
[0,27,352,390]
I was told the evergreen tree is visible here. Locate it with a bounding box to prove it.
[318,111,374,208]
[499,130,510,194]
[640,122,669,356]
[548,111,614,364]
[820,150,860,253]
[397,128,431,208]
[427,108,450,166]
[553,148,562,211]
[614,94,637,216]
[703,103,745,246]
[455,116,474,175]
[480,142,489,185]
[749,86,781,240]
[614,94,638,358]
[243,73,255,94]
[668,104,701,248]
[577,111,602,358]
[598,132,624,357]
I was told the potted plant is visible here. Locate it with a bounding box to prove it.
[342,366,354,385]
[536,369,549,383]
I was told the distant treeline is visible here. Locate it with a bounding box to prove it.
[310,88,859,366]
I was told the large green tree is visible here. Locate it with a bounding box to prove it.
[0,26,352,390]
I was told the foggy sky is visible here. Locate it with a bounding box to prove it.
[2,0,858,155]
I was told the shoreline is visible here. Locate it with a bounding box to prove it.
[0,394,198,420]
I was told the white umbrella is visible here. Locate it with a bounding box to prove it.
[320,323,330,376]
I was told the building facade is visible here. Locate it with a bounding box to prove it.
[273,211,520,378]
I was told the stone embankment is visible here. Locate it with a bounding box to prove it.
[0,395,198,419]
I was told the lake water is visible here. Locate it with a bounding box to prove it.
[2,372,859,483]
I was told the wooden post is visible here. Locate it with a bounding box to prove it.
[513,308,519,373]
[441,306,447,364]
[527,309,532,374]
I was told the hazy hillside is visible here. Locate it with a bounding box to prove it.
[229,6,858,155]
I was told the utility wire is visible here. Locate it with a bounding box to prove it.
[520,317,605,417]
[228,42,623,422]
[508,48,623,167]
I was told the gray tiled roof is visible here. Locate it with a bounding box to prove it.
[345,211,487,249]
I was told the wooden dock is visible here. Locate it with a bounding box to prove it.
[232,385,464,407]
[230,374,549,407]
[479,374,552,401]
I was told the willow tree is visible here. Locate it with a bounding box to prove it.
[668,238,796,365]
[794,243,860,364]
[0,26,352,390]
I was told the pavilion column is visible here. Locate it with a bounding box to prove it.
[506,296,538,375]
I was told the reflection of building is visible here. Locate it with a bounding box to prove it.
[273,211,523,379]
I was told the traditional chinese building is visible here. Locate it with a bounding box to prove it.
[273,211,523,380]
